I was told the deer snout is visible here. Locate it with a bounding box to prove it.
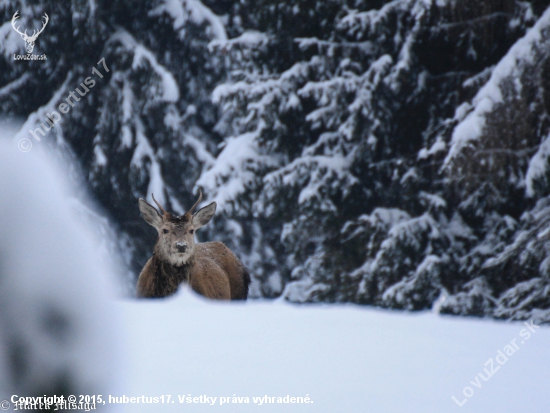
[175,241,188,253]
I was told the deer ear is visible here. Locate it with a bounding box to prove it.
[192,202,216,229]
[139,198,163,229]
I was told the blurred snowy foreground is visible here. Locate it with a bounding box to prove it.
[122,290,550,413]
[0,136,549,413]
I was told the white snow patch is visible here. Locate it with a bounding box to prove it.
[131,121,166,205]
[88,0,96,15]
[418,137,446,159]
[150,0,227,42]
[93,142,107,166]
[197,133,276,211]
[0,73,32,98]
[525,133,550,197]
[12,75,73,146]
[120,80,134,149]
[133,45,179,103]
[419,191,447,209]
[209,30,267,51]
[0,19,23,57]
[183,132,215,167]
[110,30,179,103]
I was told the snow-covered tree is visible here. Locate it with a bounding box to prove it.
[2,0,550,322]
[205,0,550,321]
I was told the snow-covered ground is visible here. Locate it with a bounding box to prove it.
[119,289,550,413]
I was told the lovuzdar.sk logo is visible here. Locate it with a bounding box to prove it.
[11,10,48,60]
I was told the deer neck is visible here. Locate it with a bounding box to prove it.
[152,252,193,282]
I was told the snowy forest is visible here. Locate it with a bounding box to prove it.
[2,0,550,323]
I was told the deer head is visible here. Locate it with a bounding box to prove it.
[12,11,49,54]
[138,191,216,266]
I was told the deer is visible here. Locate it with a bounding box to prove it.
[136,191,250,300]
[11,11,49,54]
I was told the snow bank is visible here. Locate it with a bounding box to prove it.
[0,133,122,409]
[119,287,550,413]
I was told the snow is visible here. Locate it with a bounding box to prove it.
[384,213,440,249]
[462,66,494,89]
[196,133,257,208]
[182,132,215,167]
[110,30,180,104]
[444,7,550,167]
[209,30,268,52]
[13,74,72,143]
[294,156,355,205]
[94,141,108,166]
[197,133,278,212]
[419,191,447,209]
[381,253,443,308]
[418,137,446,159]
[280,277,327,302]
[88,0,97,15]
[130,120,167,206]
[0,18,23,57]
[149,0,227,42]
[132,45,179,103]
[0,73,32,98]
[496,278,550,318]
[448,212,476,240]
[341,208,411,244]
[120,80,134,149]
[118,287,550,412]
[338,2,401,38]
[0,135,122,406]
[525,132,550,197]
[261,154,358,214]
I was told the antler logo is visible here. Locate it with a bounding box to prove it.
[11,11,49,54]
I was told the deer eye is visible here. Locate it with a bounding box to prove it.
[163,229,169,234]
[189,229,194,234]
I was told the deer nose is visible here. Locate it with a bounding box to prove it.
[175,242,187,252]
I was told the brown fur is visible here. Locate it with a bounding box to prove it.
[136,242,250,299]
[136,193,250,300]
